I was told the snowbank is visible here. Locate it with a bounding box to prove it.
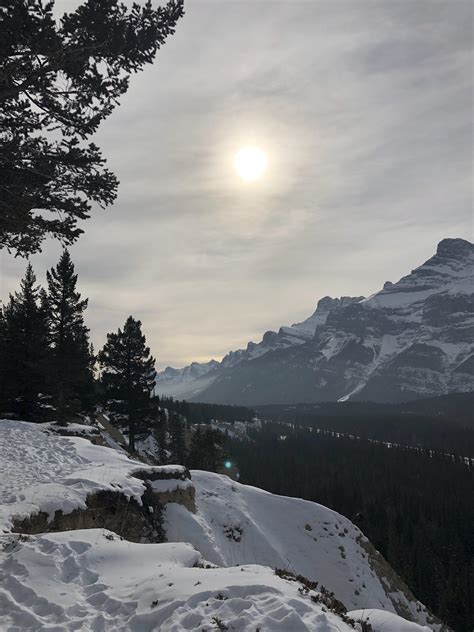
[0,419,187,533]
[164,470,441,630]
[348,609,432,632]
[0,420,443,631]
[0,528,358,631]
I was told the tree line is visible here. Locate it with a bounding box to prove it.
[227,423,474,632]
[258,400,474,458]
[0,252,151,436]
[0,252,95,420]
[156,412,228,472]
[0,251,233,471]
[160,397,256,424]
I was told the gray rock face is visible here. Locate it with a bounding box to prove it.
[156,238,473,405]
[155,295,363,399]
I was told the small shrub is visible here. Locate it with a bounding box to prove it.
[223,524,243,542]
[211,616,228,630]
[275,568,358,627]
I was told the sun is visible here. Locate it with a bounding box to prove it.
[233,146,267,182]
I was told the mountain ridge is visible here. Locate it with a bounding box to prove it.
[156,238,473,405]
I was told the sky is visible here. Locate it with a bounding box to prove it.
[1,0,472,369]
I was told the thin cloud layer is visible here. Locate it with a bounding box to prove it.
[1,0,472,368]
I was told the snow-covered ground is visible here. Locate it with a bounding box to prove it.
[0,528,366,631]
[0,419,186,533]
[164,471,439,629]
[0,420,442,631]
[348,609,432,632]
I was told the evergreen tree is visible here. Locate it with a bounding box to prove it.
[98,316,155,452]
[168,411,187,464]
[228,421,474,632]
[0,308,8,412]
[1,263,50,419]
[46,250,93,416]
[1,0,184,256]
[188,426,226,471]
[187,426,204,469]
[153,407,168,464]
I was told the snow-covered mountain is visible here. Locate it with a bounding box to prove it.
[156,238,474,405]
[0,419,443,630]
[156,295,364,399]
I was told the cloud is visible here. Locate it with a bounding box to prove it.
[1,0,472,368]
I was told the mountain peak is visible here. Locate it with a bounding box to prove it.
[156,238,473,403]
[316,295,365,311]
[436,237,473,258]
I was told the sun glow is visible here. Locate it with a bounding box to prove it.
[233,146,267,182]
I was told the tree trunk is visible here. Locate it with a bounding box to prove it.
[128,415,136,453]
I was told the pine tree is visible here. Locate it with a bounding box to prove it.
[187,426,204,469]
[46,250,93,416]
[188,426,226,471]
[98,316,155,452]
[0,308,8,412]
[153,406,168,464]
[1,263,50,419]
[168,411,187,464]
[1,0,184,256]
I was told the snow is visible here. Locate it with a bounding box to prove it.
[364,288,439,310]
[320,333,350,360]
[0,528,359,631]
[150,479,194,493]
[348,609,432,631]
[447,278,474,295]
[44,422,99,435]
[428,339,472,362]
[164,470,438,629]
[0,420,440,631]
[155,239,473,403]
[338,382,365,402]
[0,420,184,533]
[379,333,403,358]
[154,297,355,398]
[363,244,473,313]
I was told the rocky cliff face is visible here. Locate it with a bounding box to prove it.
[156,238,473,405]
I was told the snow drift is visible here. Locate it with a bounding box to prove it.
[0,420,445,630]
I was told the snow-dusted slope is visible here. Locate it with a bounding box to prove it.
[164,470,441,630]
[156,296,363,400]
[156,360,221,399]
[189,238,474,405]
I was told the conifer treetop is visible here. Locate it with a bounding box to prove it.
[1,0,185,255]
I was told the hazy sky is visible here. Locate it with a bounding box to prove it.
[1,0,472,369]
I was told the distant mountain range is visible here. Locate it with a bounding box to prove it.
[156,238,474,405]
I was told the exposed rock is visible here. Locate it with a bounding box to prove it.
[12,488,165,543]
[356,535,450,631]
[159,238,473,405]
